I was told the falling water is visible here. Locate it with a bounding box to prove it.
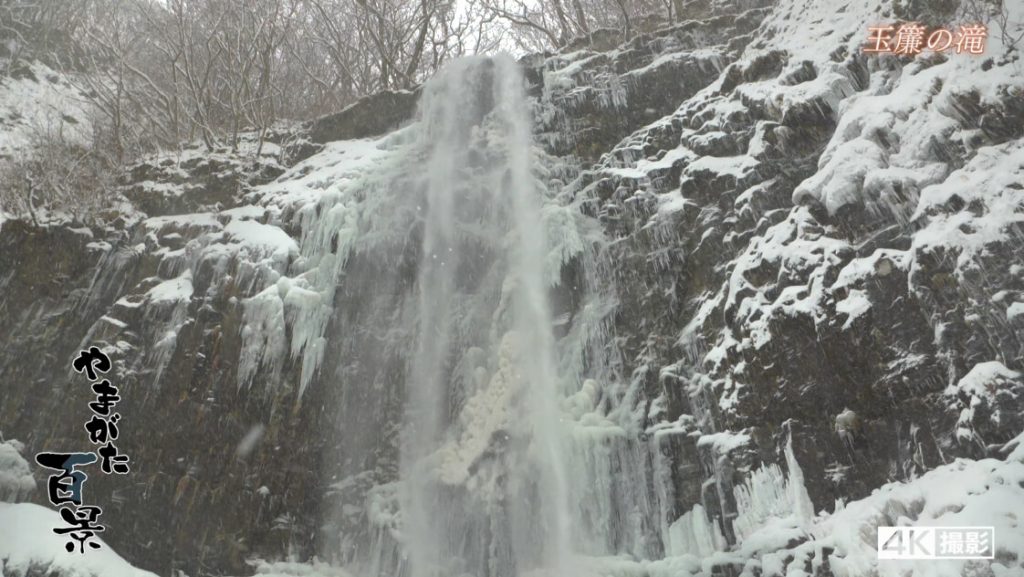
[325,53,702,577]
[399,55,573,577]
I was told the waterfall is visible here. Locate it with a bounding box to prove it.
[398,55,573,577]
[310,54,666,577]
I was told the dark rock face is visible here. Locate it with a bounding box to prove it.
[307,90,421,144]
[564,0,1024,567]
[532,7,771,161]
[0,215,328,575]
[121,148,286,217]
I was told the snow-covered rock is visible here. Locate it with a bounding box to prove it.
[0,439,34,503]
[0,503,158,577]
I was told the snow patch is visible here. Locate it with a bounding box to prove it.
[0,502,159,577]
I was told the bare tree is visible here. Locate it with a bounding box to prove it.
[0,116,118,225]
[477,0,674,50]
[4,0,669,170]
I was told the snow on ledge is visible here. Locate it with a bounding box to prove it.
[945,361,1022,400]
[0,502,158,577]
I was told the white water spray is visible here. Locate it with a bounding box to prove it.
[399,55,574,577]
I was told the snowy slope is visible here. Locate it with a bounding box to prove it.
[0,61,91,160]
[0,439,155,577]
[0,503,159,577]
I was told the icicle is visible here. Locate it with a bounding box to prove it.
[785,427,816,530]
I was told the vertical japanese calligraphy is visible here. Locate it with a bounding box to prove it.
[34,346,131,553]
